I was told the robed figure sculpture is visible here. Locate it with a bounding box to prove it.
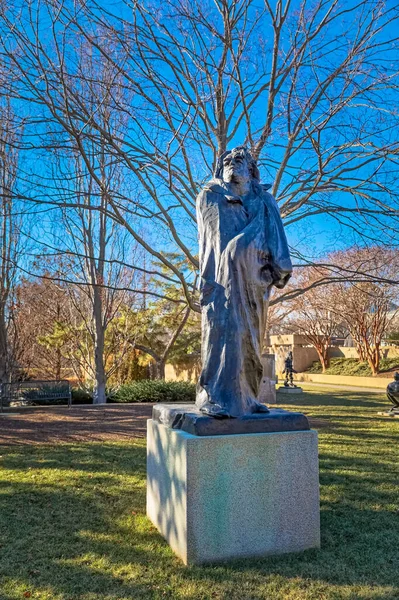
[196,146,292,418]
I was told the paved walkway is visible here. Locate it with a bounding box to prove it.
[0,400,333,445]
[296,381,385,394]
[0,403,153,445]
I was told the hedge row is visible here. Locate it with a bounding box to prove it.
[110,380,196,403]
[18,380,196,405]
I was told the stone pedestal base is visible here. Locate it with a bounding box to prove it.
[377,409,399,418]
[259,354,277,404]
[259,377,277,404]
[278,386,303,394]
[147,420,320,565]
[152,404,309,436]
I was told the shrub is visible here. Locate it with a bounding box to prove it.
[71,388,93,404]
[306,358,369,375]
[111,379,196,403]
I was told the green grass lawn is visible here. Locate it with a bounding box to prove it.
[0,389,398,600]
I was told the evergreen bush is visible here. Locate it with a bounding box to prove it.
[71,388,93,404]
[111,380,196,403]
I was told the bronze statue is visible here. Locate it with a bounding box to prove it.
[283,351,297,387]
[386,373,399,414]
[196,146,292,418]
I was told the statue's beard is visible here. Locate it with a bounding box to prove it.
[223,169,250,186]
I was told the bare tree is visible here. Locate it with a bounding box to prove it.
[121,259,199,379]
[284,266,343,371]
[333,248,399,374]
[0,0,398,312]
[0,99,22,383]
[53,145,138,402]
[280,247,399,374]
[129,305,192,380]
[13,275,71,380]
[30,36,140,402]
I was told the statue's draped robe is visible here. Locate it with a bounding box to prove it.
[196,179,292,417]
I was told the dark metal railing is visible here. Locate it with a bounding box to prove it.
[0,380,72,412]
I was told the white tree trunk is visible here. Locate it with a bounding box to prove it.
[0,305,8,383]
[92,287,107,404]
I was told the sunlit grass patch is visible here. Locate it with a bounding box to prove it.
[0,390,398,599]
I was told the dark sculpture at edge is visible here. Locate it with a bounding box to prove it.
[283,351,298,388]
[196,146,292,418]
[386,372,399,414]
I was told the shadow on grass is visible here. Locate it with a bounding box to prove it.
[0,440,398,600]
[0,442,147,476]
[282,390,386,410]
[0,404,152,445]
[0,388,398,599]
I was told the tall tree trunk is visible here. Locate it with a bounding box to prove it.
[0,305,8,383]
[55,346,62,381]
[134,307,190,381]
[374,344,380,374]
[157,306,191,380]
[93,288,106,404]
[354,339,366,362]
[316,346,328,373]
[323,342,330,371]
[367,345,380,376]
[367,357,378,376]
[155,359,165,380]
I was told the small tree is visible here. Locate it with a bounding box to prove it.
[336,282,396,375]
[285,267,342,372]
[0,100,22,383]
[123,300,194,380]
[333,248,399,375]
[13,276,71,380]
[120,257,200,379]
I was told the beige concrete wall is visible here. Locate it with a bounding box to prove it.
[329,347,359,359]
[272,344,319,374]
[381,346,399,358]
[324,346,399,359]
[296,372,390,389]
[273,345,291,374]
[292,347,319,373]
[270,334,309,346]
[165,343,399,385]
[271,341,399,374]
[165,364,199,383]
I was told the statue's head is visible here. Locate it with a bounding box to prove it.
[215,146,260,184]
[394,372,399,381]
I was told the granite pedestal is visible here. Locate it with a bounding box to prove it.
[152,403,310,436]
[377,409,399,418]
[278,386,303,394]
[147,406,320,565]
[259,354,277,404]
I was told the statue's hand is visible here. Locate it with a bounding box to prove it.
[271,267,291,289]
[260,264,274,286]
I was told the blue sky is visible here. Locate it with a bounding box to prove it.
[3,0,399,283]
